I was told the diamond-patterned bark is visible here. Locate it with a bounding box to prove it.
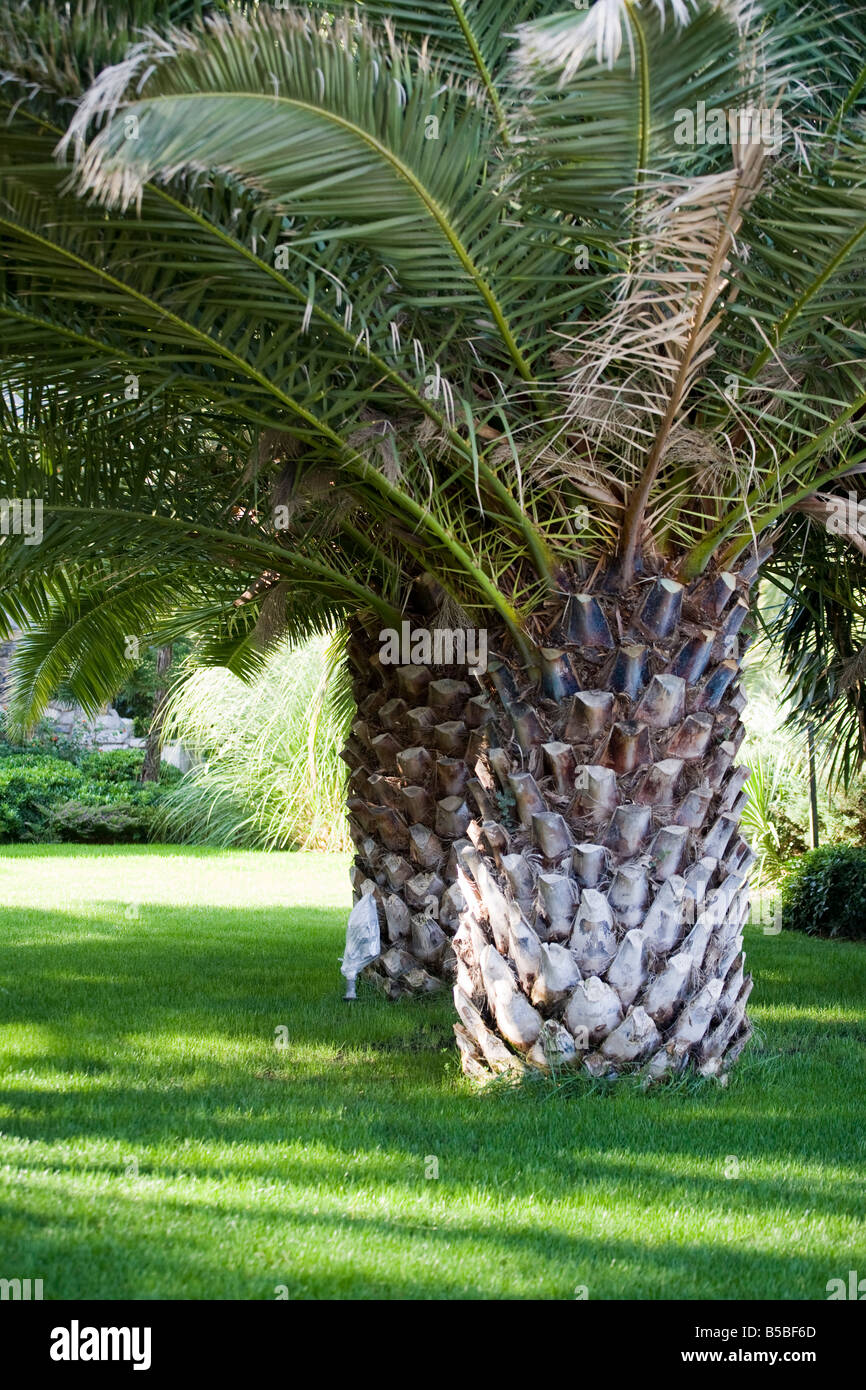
[343,566,756,1079]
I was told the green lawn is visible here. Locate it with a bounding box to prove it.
[0,844,864,1300]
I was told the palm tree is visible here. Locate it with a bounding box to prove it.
[759,515,866,789]
[2,0,866,1080]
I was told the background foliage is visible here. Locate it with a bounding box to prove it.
[0,634,352,849]
[781,846,866,940]
[157,634,351,851]
[0,737,178,842]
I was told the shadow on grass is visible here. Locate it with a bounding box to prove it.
[0,1188,848,1300]
[2,904,866,1298]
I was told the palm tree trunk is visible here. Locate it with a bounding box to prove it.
[141,643,173,784]
[343,566,755,1080]
[342,613,470,997]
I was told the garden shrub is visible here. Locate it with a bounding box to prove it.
[77,749,144,784]
[0,715,82,764]
[48,793,162,843]
[0,756,84,840]
[0,744,179,843]
[780,846,866,941]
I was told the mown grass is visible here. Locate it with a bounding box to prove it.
[0,844,864,1300]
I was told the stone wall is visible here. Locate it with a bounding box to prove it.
[42,700,147,753]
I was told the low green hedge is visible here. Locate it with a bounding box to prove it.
[48,794,163,843]
[781,845,866,941]
[76,749,149,784]
[0,746,179,843]
[0,756,85,841]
